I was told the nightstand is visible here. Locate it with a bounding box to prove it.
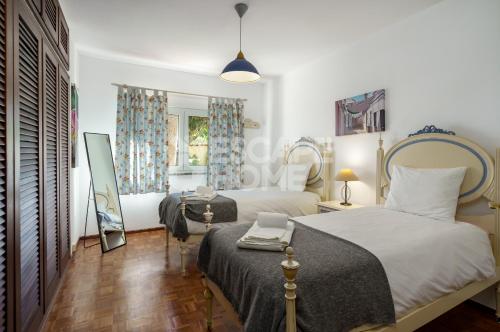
[316,200,364,213]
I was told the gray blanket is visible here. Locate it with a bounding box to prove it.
[198,222,395,332]
[159,193,237,240]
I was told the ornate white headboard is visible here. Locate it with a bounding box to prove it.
[381,129,494,204]
[284,137,333,201]
[376,125,500,264]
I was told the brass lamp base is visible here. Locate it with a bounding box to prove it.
[340,181,352,206]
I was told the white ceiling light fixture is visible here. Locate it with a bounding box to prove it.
[220,3,261,83]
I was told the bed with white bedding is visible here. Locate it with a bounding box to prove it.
[186,187,319,234]
[200,128,500,331]
[199,206,496,331]
[163,137,332,275]
[293,207,496,318]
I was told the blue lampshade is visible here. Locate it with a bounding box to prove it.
[220,51,261,83]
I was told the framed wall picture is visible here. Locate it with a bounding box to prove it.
[71,84,79,167]
[335,89,385,136]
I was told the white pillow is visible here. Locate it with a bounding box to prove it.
[385,165,467,222]
[279,163,312,192]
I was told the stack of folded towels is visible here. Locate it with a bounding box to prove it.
[185,185,217,201]
[237,212,295,252]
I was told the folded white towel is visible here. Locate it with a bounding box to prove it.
[196,185,214,196]
[256,212,289,229]
[237,221,295,252]
[236,240,286,252]
[185,192,217,201]
[245,226,286,241]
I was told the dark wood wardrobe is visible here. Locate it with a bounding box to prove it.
[0,0,71,331]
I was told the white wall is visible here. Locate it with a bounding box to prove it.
[276,0,500,307]
[278,0,500,206]
[75,53,271,241]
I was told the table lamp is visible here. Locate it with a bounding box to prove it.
[335,169,359,206]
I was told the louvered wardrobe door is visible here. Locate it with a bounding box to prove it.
[41,0,57,42]
[58,67,69,271]
[43,44,59,303]
[0,0,14,330]
[30,0,42,13]
[0,0,5,325]
[57,10,68,65]
[15,3,44,330]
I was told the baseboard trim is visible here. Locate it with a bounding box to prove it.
[78,226,166,241]
[71,240,78,256]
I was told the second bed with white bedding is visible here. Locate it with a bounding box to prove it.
[292,207,496,317]
[186,186,320,234]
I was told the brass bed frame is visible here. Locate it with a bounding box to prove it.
[203,128,500,331]
[165,137,333,276]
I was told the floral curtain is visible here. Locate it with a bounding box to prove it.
[115,87,169,194]
[208,97,245,190]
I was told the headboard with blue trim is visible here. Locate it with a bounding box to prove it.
[284,137,333,201]
[376,126,500,264]
[381,132,494,204]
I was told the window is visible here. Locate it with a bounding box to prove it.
[168,107,209,174]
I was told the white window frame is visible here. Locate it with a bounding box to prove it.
[168,107,208,175]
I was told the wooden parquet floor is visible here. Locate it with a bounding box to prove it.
[43,229,500,332]
[42,230,240,332]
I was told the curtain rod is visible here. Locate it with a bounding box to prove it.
[110,83,248,101]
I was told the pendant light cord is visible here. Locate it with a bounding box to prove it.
[239,17,242,51]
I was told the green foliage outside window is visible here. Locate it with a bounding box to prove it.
[188,116,208,145]
[188,116,208,166]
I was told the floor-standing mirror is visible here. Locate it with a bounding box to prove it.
[84,132,127,252]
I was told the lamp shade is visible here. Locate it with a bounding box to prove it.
[335,168,359,182]
[220,51,260,83]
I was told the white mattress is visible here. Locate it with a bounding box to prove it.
[186,186,320,234]
[292,207,496,317]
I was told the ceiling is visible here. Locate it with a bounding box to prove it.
[60,0,442,77]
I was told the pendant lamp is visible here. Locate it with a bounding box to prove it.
[220,3,261,83]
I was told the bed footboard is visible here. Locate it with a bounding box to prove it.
[204,204,214,230]
[178,192,214,276]
[178,194,188,275]
[281,247,300,332]
[203,247,300,331]
[203,277,214,330]
[165,182,171,247]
